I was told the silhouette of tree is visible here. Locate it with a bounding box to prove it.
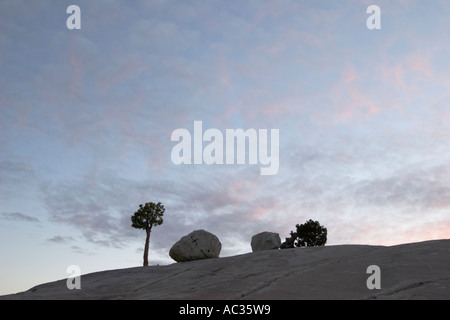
[131,202,164,266]
[295,219,327,247]
[281,219,327,248]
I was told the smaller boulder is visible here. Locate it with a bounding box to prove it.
[251,231,281,252]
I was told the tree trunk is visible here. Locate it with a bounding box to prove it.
[143,227,151,266]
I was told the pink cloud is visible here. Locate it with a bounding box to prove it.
[380,63,406,89]
[329,65,381,123]
[343,65,357,83]
[68,39,84,95]
[407,52,434,77]
[396,219,450,246]
[214,50,233,88]
[343,214,450,247]
[327,52,437,125]
[245,204,270,222]
[380,51,434,90]
[228,179,260,204]
[260,97,304,117]
[98,59,148,95]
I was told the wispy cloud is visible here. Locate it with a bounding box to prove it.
[46,235,74,243]
[1,212,40,223]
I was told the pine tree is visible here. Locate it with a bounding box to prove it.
[131,202,164,266]
[295,219,327,247]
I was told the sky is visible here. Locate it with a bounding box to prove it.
[1,0,450,295]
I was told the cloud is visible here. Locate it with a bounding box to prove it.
[351,163,450,211]
[46,235,74,243]
[0,212,40,223]
[41,175,137,249]
[324,64,380,124]
[70,245,95,255]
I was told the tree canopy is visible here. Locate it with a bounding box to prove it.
[295,219,327,247]
[131,202,164,230]
[281,219,327,248]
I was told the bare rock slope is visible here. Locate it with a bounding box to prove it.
[2,239,449,300]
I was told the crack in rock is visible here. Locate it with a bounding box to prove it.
[190,234,210,259]
[368,276,450,299]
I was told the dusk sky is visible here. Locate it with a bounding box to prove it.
[1,0,450,295]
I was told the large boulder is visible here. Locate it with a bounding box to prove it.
[251,231,281,252]
[169,229,222,262]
